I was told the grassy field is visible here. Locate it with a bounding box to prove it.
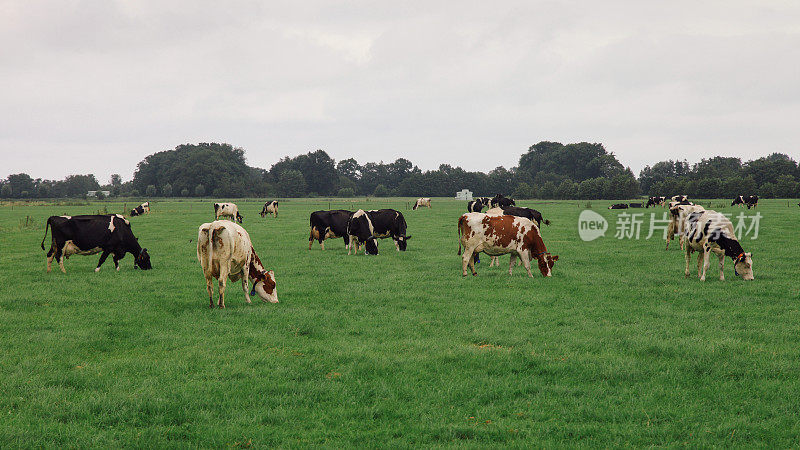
[0,197,799,447]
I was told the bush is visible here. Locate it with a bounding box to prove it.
[373,184,390,197]
[338,187,355,197]
[513,182,536,199]
[162,183,173,197]
[180,188,189,197]
[195,184,205,197]
[146,185,157,197]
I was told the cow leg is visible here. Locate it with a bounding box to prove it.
[46,247,55,272]
[242,272,252,304]
[395,239,400,251]
[468,250,477,276]
[308,229,314,250]
[665,223,673,250]
[718,253,725,281]
[206,277,214,308]
[520,254,534,277]
[218,278,226,308]
[95,251,111,272]
[56,247,67,273]
[684,247,692,278]
[700,246,711,282]
[508,253,516,276]
[462,248,476,276]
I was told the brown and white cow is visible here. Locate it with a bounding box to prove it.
[666,203,704,250]
[260,200,279,218]
[197,220,277,308]
[681,210,754,281]
[214,202,243,223]
[412,198,431,210]
[458,212,558,277]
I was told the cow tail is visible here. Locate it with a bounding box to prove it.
[457,217,463,256]
[544,219,551,226]
[40,217,51,250]
[207,226,216,272]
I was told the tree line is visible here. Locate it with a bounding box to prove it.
[2,142,799,199]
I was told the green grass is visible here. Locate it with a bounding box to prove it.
[1,197,799,447]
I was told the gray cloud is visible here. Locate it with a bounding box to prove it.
[1,0,798,182]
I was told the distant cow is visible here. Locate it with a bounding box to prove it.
[41,214,152,273]
[500,206,550,228]
[309,210,353,250]
[458,212,558,277]
[412,198,431,210]
[130,201,150,216]
[214,202,243,223]
[490,194,515,208]
[666,203,705,250]
[260,200,279,218]
[731,195,757,208]
[629,203,643,208]
[197,220,277,308]
[608,203,628,209]
[671,195,689,203]
[347,209,411,255]
[646,196,666,208]
[467,199,488,212]
[681,210,754,281]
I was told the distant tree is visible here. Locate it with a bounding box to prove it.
[146,185,157,197]
[1,184,11,197]
[6,173,34,198]
[513,182,536,199]
[95,190,105,200]
[539,181,557,199]
[162,183,173,197]
[555,179,578,199]
[181,188,189,197]
[270,149,337,195]
[373,184,390,197]
[760,182,776,198]
[194,184,205,197]
[336,158,361,180]
[277,170,307,197]
[775,175,798,198]
[338,187,355,197]
[131,189,140,197]
[110,173,122,186]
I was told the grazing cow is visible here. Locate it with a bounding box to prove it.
[731,195,745,207]
[666,203,705,250]
[681,210,754,281]
[130,201,150,216]
[214,202,243,223]
[490,194,515,208]
[197,220,277,308]
[608,203,628,209]
[412,198,431,210]
[500,206,550,228]
[671,195,689,203]
[629,203,643,208]
[458,212,558,277]
[41,214,152,273]
[646,196,666,208]
[347,209,411,255]
[260,200,279,218]
[309,210,353,250]
[745,195,759,209]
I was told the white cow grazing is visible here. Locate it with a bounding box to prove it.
[666,203,704,250]
[412,198,431,210]
[681,210,754,281]
[214,202,243,223]
[197,220,278,308]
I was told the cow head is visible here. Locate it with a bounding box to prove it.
[364,237,379,255]
[135,248,152,270]
[236,212,244,223]
[395,235,412,251]
[733,253,754,280]
[534,252,558,277]
[252,270,278,303]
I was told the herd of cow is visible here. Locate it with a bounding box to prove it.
[38,192,759,308]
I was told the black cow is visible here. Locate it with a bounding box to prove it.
[490,194,515,208]
[40,214,152,273]
[501,206,550,228]
[745,195,759,209]
[347,209,411,255]
[629,203,643,208]
[645,196,665,208]
[309,210,353,250]
[608,203,628,209]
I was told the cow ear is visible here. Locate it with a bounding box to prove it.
[405,235,412,240]
[552,255,559,261]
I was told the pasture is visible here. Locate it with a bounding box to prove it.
[0,198,798,446]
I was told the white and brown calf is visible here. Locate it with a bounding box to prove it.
[457,212,558,277]
[666,203,704,250]
[214,202,243,223]
[681,210,754,281]
[412,198,431,210]
[197,220,277,308]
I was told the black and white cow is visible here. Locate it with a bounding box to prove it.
[646,196,666,208]
[347,209,411,255]
[671,195,689,203]
[682,210,754,281]
[130,201,150,216]
[260,200,279,218]
[732,195,759,209]
[467,198,488,212]
[412,198,431,210]
[629,203,643,208]
[490,194,515,208]
[214,202,243,223]
[500,206,550,228]
[308,210,353,250]
[41,214,152,273]
[608,203,628,209]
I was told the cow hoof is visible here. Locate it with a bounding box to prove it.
[472,273,477,276]
[94,267,100,273]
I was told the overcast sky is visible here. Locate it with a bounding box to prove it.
[2,0,799,183]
